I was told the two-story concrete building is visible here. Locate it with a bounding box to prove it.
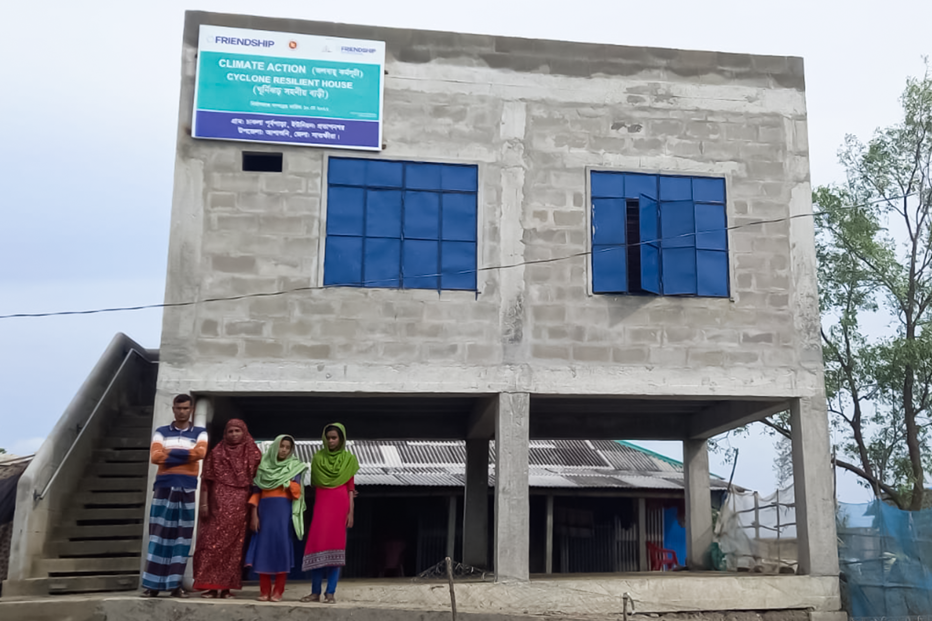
[5,9,843,619]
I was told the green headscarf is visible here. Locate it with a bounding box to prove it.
[311,423,360,489]
[253,435,309,539]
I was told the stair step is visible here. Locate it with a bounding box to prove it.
[52,538,142,557]
[41,556,140,575]
[94,449,148,463]
[109,426,152,438]
[88,462,149,477]
[74,491,147,506]
[72,507,146,522]
[58,524,143,540]
[80,477,147,492]
[101,437,150,449]
[47,573,140,594]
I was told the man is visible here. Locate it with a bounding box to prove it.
[141,394,208,597]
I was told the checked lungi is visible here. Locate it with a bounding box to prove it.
[141,486,196,591]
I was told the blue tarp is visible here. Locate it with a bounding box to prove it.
[837,500,932,617]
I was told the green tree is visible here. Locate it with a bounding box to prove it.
[805,65,932,510]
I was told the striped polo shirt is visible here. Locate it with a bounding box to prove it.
[150,423,208,489]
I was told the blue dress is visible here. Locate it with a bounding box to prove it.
[244,475,301,574]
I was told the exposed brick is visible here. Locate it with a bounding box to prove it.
[742,332,774,344]
[212,255,256,274]
[196,340,239,357]
[244,339,285,358]
[532,344,568,360]
[291,343,332,359]
[572,345,611,362]
[612,347,648,364]
[225,321,264,337]
[199,319,219,337]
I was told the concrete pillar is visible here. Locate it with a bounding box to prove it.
[463,439,490,569]
[493,392,530,582]
[683,439,713,570]
[791,396,840,576]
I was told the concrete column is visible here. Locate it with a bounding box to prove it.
[463,439,490,569]
[494,392,530,582]
[791,396,840,576]
[683,439,713,570]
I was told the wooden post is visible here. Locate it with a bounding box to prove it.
[637,497,648,571]
[545,494,554,574]
[446,495,457,561]
[445,556,458,621]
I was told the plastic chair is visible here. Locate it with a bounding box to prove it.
[646,541,678,571]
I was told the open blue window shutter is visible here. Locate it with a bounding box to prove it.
[695,202,729,297]
[591,198,627,293]
[639,195,661,294]
[660,200,697,295]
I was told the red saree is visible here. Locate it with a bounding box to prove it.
[193,419,261,591]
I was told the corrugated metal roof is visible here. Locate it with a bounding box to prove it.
[261,439,727,491]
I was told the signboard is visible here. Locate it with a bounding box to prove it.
[193,25,385,151]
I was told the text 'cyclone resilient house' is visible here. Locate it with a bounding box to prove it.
[5,9,844,619]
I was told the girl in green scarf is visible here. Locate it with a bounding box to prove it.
[244,435,308,602]
[300,423,359,604]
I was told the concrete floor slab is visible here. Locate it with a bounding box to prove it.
[0,573,841,620]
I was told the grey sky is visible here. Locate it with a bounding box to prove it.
[1,0,928,501]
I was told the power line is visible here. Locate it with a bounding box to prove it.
[0,192,917,320]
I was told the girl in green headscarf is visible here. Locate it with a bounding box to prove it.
[300,423,359,604]
[244,435,307,602]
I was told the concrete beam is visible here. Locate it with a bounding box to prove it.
[531,413,688,440]
[494,392,529,582]
[791,397,840,577]
[683,439,713,570]
[688,400,789,440]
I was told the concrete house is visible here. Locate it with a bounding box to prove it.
[6,9,843,618]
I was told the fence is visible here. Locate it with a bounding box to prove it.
[714,484,798,573]
[838,500,932,618]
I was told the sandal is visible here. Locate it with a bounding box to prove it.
[201,590,218,599]
[170,587,189,598]
[220,590,234,599]
[324,593,336,604]
[141,589,159,598]
[300,593,320,603]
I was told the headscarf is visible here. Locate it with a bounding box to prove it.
[254,435,308,538]
[202,419,262,489]
[311,423,359,489]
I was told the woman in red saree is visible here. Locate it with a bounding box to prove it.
[192,419,261,598]
[300,423,359,604]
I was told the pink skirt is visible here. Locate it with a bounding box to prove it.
[302,483,351,571]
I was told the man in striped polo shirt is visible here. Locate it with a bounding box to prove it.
[141,394,208,597]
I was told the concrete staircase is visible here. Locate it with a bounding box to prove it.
[36,406,152,594]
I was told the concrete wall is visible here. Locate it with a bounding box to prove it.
[158,11,819,403]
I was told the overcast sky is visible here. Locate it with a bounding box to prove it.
[1,0,928,503]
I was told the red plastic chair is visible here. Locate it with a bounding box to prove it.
[646,542,678,571]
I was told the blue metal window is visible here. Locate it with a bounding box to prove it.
[324,158,478,291]
[590,172,728,297]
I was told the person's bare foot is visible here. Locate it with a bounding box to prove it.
[300,593,320,603]
[270,593,283,602]
[201,590,218,598]
[258,594,270,602]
